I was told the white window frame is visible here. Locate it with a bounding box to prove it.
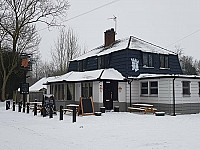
[140,81,158,97]
[182,81,190,96]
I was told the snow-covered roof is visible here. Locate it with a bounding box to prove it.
[46,68,125,84]
[73,36,176,61]
[29,76,59,92]
[130,74,200,79]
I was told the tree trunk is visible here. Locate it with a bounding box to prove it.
[1,75,9,102]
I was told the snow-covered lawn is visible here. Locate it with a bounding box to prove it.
[1,102,200,150]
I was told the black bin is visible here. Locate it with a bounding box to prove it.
[114,106,119,112]
[100,107,105,113]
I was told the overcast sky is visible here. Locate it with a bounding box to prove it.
[37,0,200,61]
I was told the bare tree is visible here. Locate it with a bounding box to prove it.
[0,0,70,101]
[32,58,55,80]
[175,45,197,75]
[51,28,80,75]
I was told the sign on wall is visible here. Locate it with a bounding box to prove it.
[131,58,139,72]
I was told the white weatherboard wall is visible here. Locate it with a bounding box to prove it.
[126,80,139,104]
[173,78,200,104]
[137,77,200,105]
[118,82,126,102]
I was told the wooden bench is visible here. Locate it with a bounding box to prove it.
[62,108,73,114]
[128,104,157,114]
[128,107,146,112]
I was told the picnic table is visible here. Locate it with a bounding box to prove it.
[128,103,157,114]
[63,104,79,114]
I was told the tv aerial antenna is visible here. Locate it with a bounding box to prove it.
[108,15,117,35]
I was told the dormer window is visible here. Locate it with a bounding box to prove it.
[142,53,153,67]
[160,55,169,68]
[98,55,110,69]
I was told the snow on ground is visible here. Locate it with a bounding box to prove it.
[1,102,200,150]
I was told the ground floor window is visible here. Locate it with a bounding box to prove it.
[140,81,158,96]
[67,84,75,100]
[81,82,93,98]
[150,81,158,95]
[141,82,148,95]
[182,81,190,95]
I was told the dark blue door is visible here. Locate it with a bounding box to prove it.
[103,81,118,110]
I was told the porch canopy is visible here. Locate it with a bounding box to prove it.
[44,68,125,84]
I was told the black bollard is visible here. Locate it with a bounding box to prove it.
[34,103,37,116]
[60,105,63,121]
[13,101,15,111]
[42,107,46,117]
[18,101,22,112]
[72,106,76,123]
[49,104,53,118]
[41,106,43,116]
[6,101,10,110]
[22,94,26,113]
[27,103,30,114]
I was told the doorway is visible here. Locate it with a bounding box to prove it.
[103,81,118,110]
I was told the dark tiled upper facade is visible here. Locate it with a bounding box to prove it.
[68,32,182,78]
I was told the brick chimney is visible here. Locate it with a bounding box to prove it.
[104,28,115,47]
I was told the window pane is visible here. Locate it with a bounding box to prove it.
[105,55,110,68]
[183,81,189,87]
[150,89,158,94]
[150,81,158,87]
[89,82,93,97]
[182,81,190,95]
[81,82,93,98]
[54,85,57,100]
[142,82,148,87]
[160,55,165,68]
[149,54,153,67]
[61,84,64,100]
[67,84,74,100]
[150,81,158,95]
[165,56,169,68]
[83,59,87,71]
[141,82,148,95]
[143,53,148,66]
[141,89,148,94]
[183,88,190,95]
